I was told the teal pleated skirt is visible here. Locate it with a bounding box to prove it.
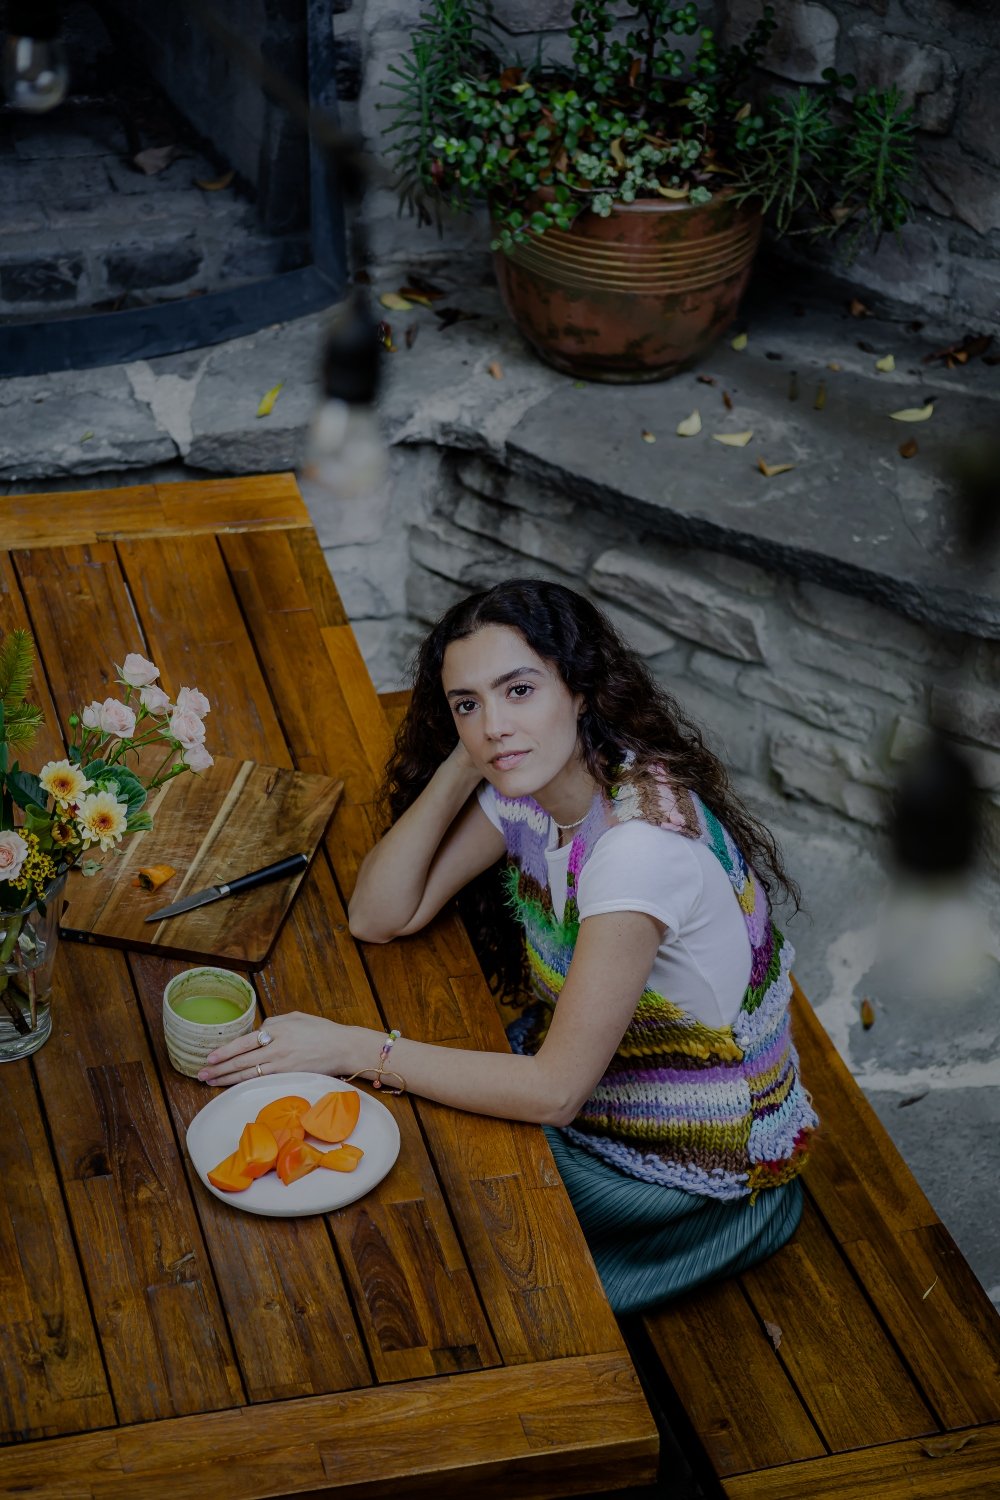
[544,1127,804,1316]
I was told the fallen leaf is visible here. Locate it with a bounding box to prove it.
[921,1275,939,1300]
[765,350,783,361]
[713,430,753,447]
[376,320,396,350]
[814,381,827,411]
[898,1090,928,1107]
[925,332,993,366]
[399,290,433,307]
[919,1434,972,1458]
[849,297,871,317]
[434,306,480,329]
[80,430,94,443]
[400,281,445,301]
[857,339,877,354]
[757,458,795,476]
[572,380,587,388]
[676,410,702,437]
[860,997,875,1029]
[899,438,919,459]
[655,184,690,199]
[890,402,934,422]
[379,292,413,311]
[404,323,419,349]
[722,390,734,410]
[195,168,235,191]
[499,65,523,90]
[256,383,283,418]
[610,136,627,169]
[875,353,896,372]
[80,859,102,877]
[487,360,504,380]
[763,1320,782,1350]
[827,361,842,372]
[735,102,751,122]
[731,332,748,351]
[696,374,717,386]
[641,430,656,443]
[132,144,185,175]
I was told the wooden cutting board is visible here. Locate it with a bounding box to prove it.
[60,758,343,970]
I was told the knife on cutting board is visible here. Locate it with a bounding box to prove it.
[145,853,309,922]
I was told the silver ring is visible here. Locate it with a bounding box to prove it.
[256,1061,263,1077]
[256,1028,273,1048]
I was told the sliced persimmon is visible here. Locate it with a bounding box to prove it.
[272,1120,306,1151]
[299,1089,361,1144]
[255,1094,310,1135]
[208,1151,253,1193]
[276,1138,325,1185]
[319,1143,364,1173]
[234,1121,278,1180]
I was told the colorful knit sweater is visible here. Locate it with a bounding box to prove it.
[499,763,818,1201]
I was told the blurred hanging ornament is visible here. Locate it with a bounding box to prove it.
[301,289,387,502]
[3,3,68,115]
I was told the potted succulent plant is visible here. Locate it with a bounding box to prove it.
[384,1,917,381]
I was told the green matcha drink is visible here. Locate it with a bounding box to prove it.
[170,994,247,1025]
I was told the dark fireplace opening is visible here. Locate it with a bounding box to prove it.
[0,0,347,377]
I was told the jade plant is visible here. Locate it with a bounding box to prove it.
[383,0,916,251]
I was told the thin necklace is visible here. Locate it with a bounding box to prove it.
[551,810,588,831]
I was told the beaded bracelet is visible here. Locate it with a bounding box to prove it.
[347,1028,406,1095]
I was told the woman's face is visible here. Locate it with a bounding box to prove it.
[441,624,584,800]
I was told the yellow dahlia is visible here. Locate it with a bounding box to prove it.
[39,759,93,808]
[76,790,128,851]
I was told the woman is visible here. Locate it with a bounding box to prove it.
[201,579,817,1313]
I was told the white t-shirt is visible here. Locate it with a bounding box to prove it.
[477,783,752,1029]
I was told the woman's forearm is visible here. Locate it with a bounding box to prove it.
[349,752,482,940]
[343,1026,577,1127]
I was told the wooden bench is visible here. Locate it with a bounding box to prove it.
[379,688,1000,1499]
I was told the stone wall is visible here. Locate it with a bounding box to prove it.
[356,0,1000,331]
[390,446,1000,852]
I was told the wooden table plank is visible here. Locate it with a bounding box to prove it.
[723,1422,1000,1500]
[3,474,307,550]
[642,1274,826,1476]
[0,1353,659,1500]
[737,1197,935,1452]
[0,1062,115,1443]
[33,944,244,1422]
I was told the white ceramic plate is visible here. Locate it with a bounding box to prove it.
[186,1072,400,1217]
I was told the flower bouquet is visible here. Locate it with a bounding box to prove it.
[0,630,213,1060]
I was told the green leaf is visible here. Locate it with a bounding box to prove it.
[86,763,147,818]
[125,810,154,834]
[5,769,45,812]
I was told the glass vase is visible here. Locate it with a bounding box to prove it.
[0,871,68,1061]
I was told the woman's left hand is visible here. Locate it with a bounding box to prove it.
[197,1011,358,1087]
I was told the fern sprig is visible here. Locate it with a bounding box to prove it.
[0,629,36,710]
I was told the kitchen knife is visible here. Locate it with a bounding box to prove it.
[144,853,310,922]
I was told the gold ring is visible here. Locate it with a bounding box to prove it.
[256,1061,263,1077]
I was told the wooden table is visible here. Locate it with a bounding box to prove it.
[0,476,658,1498]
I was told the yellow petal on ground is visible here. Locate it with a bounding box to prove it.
[890,402,934,422]
[195,169,235,191]
[487,360,504,380]
[860,997,875,1029]
[875,353,895,372]
[757,458,795,476]
[731,331,748,351]
[713,430,753,447]
[641,430,656,443]
[827,361,842,371]
[676,410,702,437]
[256,383,284,418]
[379,292,413,311]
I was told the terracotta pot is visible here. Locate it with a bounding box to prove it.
[492,190,762,382]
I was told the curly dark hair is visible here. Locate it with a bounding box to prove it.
[380,578,798,998]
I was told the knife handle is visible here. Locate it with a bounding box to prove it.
[220,853,309,897]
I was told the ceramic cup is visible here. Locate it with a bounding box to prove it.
[162,966,257,1078]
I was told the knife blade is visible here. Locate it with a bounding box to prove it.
[145,853,310,922]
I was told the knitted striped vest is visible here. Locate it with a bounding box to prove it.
[498,764,817,1201]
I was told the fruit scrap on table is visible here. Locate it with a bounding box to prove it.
[133,863,176,890]
[207,1091,364,1193]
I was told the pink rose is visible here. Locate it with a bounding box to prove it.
[139,684,171,714]
[168,708,206,750]
[81,701,103,730]
[0,830,28,882]
[120,653,160,688]
[174,686,210,719]
[92,698,136,739]
[183,743,214,773]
